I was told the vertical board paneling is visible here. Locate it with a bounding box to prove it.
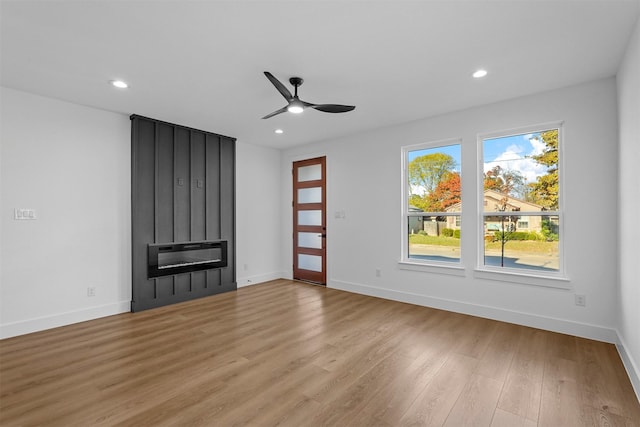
[153,123,159,244]
[175,127,192,294]
[175,275,191,295]
[157,123,174,243]
[156,277,174,299]
[206,134,222,288]
[220,137,235,286]
[206,270,221,288]
[206,134,221,240]
[131,119,157,307]
[131,115,236,311]
[190,131,206,241]
[190,131,206,292]
[174,127,191,243]
[157,123,175,296]
[191,271,206,292]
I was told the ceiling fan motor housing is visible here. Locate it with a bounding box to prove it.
[289,77,303,87]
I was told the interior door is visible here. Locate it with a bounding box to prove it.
[293,157,326,285]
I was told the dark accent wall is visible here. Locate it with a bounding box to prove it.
[131,115,236,312]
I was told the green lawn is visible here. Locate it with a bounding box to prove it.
[409,234,558,254]
[485,239,558,254]
[409,234,460,247]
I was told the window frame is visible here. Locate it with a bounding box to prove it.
[400,138,464,274]
[476,122,568,285]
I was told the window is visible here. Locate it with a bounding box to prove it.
[479,124,563,276]
[402,140,462,266]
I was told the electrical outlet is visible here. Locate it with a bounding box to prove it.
[575,294,586,307]
[87,287,96,297]
[375,268,381,277]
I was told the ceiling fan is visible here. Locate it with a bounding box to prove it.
[261,71,356,119]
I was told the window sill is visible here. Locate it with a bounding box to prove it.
[473,268,571,289]
[398,260,466,276]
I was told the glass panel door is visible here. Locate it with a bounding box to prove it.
[292,157,326,284]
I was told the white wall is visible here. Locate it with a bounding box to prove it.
[282,78,620,343]
[0,87,286,338]
[617,17,640,397]
[236,141,284,287]
[0,87,132,338]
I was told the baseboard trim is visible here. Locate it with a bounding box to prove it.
[237,271,287,288]
[329,279,618,344]
[0,301,131,339]
[616,331,640,402]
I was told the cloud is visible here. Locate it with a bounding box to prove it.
[485,137,548,183]
[528,136,546,156]
[506,144,524,154]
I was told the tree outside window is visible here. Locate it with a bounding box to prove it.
[404,143,462,264]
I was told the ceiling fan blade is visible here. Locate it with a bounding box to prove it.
[261,105,288,119]
[264,71,293,101]
[309,104,356,113]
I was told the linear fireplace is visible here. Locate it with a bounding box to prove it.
[148,240,227,278]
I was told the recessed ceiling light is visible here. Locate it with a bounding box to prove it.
[110,80,129,89]
[473,69,488,79]
[275,129,284,134]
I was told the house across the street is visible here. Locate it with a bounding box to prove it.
[435,189,547,235]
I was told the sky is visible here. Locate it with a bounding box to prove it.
[408,131,552,196]
[483,132,548,184]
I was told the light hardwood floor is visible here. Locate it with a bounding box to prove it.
[1,279,638,426]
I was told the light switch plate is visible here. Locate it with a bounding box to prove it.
[14,208,37,220]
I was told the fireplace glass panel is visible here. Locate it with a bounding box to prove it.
[158,246,222,269]
[148,241,227,278]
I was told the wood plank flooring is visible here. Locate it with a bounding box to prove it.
[1,279,638,426]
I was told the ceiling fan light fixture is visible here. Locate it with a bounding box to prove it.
[287,100,304,114]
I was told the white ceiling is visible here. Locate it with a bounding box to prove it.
[2,0,639,149]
